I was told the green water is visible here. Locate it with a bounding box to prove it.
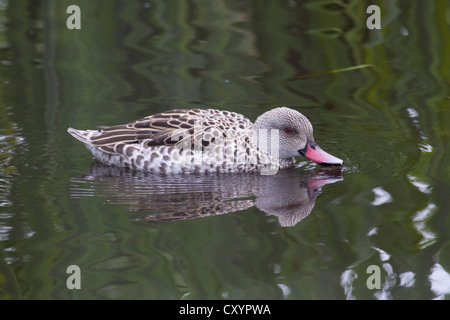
[0,0,449,299]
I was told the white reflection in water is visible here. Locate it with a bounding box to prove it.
[340,269,357,300]
[429,264,450,299]
[407,175,432,194]
[0,225,12,242]
[407,107,429,141]
[277,283,291,298]
[412,203,437,249]
[367,227,378,236]
[273,263,281,274]
[70,162,344,227]
[400,26,409,36]
[419,143,433,153]
[374,263,397,300]
[371,187,393,206]
[341,246,418,300]
[371,246,391,262]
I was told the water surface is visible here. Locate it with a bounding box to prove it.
[0,0,449,299]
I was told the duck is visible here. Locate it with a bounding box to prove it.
[67,107,343,174]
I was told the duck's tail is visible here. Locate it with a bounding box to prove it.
[67,127,95,146]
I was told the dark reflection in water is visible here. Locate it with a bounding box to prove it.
[70,162,343,227]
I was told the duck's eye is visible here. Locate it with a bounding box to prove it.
[284,128,293,134]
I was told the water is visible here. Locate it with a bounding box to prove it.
[0,0,449,299]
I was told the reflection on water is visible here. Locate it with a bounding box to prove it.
[0,0,449,300]
[341,248,450,300]
[70,162,343,227]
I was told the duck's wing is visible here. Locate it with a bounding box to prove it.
[68,108,252,154]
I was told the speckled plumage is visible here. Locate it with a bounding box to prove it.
[68,107,329,174]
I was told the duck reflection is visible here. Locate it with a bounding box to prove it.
[70,162,343,227]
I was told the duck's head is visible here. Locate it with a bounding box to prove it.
[254,107,343,166]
